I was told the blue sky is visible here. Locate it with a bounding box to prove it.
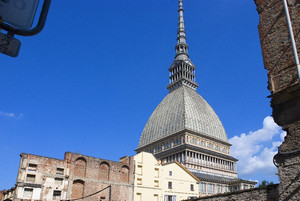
[0,0,283,189]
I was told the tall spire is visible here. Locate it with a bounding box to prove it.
[176,0,189,59]
[167,0,198,92]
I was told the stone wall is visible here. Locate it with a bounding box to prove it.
[187,184,279,201]
[254,0,300,200]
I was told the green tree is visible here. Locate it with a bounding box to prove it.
[259,180,274,187]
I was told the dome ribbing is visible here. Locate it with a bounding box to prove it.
[138,86,228,148]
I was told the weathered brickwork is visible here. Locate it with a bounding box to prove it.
[255,0,300,93]
[10,152,134,201]
[187,185,279,201]
[254,0,300,150]
[65,152,134,201]
[255,0,300,200]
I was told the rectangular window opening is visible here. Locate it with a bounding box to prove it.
[55,178,63,185]
[154,180,159,187]
[23,188,33,199]
[28,163,37,172]
[168,181,172,189]
[190,184,194,191]
[26,174,36,183]
[56,168,64,175]
[137,178,142,185]
[53,190,61,200]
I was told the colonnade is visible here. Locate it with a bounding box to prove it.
[161,151,236,172]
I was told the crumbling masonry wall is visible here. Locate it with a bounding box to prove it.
[13,152,134,201]
[254,0,300,200]
[65,152,134,201]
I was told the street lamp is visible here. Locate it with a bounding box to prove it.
[0,0,51,57]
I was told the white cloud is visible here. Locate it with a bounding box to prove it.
[0,111,23,119]
[0,111,15,118]
[229,116,286,178]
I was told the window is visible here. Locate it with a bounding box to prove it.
[207,143,213,148]
[137,178,142,185]
[26,174,36,182]
[215,145,220,151]
[168,181,172,189]
[55,178,63,185]
[207,184,214,194]
[169,171,172,176]
[154,194,159,201]
[222,148,227,153]
[155,146,162,152]
[164,141,171,149]
[137,165,143,175]
[189,138,197,145]
[190,184,194,191]
[165,195,176,201]
[216,185,222,193]
[23,188,33,199]
[173,138,182,145]
[154,180,159,187]
[28,164,37,172]
[56,168,64,175]
[199,182,206,194]
[136,193,142,201]
[199,141,206,146]
[154,168,159,178]
[53,190,61,200]
[224,186,229,192]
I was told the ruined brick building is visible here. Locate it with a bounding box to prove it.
[10,152,134,201]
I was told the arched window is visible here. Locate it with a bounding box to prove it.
[120,165,129,183]
[98,161,110,181]
[72,180,84,199]
[74,157,87,178]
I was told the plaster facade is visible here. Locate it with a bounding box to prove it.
[133,152,199,201]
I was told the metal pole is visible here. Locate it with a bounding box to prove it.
[283,0,300,83]
[109,185,111,201]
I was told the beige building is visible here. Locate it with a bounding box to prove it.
[134,152,199,201]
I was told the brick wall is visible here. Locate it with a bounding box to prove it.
[14,152,134,201]
[255,0,299,93]
[65,152,134,201]
[254,0,300,200]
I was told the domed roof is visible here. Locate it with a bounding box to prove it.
[138,86,228,148]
